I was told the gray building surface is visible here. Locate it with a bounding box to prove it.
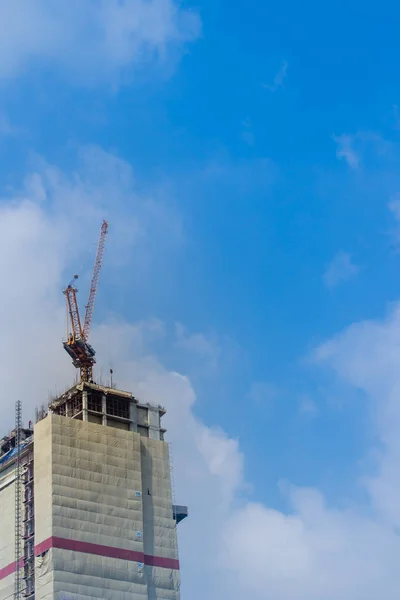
[0,382,187,599]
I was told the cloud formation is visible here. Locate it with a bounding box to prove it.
[2,147,400,599]
[174,323,222,373]
[0,149,245,599]
[323,251,359,288]
[333,131,392,170]
[0,0,201,83]
[218,304,400,600]
[316,304,400,525]
[333,134,360,169]
[263,60,288,92]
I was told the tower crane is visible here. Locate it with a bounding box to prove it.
[63,220,108,382]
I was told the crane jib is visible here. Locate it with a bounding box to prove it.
[83,220,108,341]
[63,220,108,382]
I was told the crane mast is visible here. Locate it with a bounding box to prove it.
[63,220,108,382]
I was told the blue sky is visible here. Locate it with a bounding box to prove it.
[2,1,400,598]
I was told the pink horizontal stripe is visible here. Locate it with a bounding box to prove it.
[35,537,179,570]
[0,561,15,580]
[144,553,180,570]
[0,559,24,581]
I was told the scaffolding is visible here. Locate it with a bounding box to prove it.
[14,401,22,600]
[22,449,34,599]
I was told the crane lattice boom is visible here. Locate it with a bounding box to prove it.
[65,285,83,341]
[83,220,108,341]
[63,220,108,383]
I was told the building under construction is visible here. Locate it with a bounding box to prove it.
[0,383,187,599]
[0,222,187,599]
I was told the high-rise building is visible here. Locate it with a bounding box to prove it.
[0,381,188,599]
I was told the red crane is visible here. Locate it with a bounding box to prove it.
[63,220,108,382]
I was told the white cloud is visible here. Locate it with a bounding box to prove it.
[333,134,360,169]
[388,193,400,235]
[0,150,243,599]
[0,148,181,420]
[0,0,201,84]
[315,304,400,524]
[174,322,221,371]
[3,148,400,599]
[221,488,400,600]
[323,251,360,288]
[389,195,400,221]
[333,131,392,170]
[220,298,400,599]
[263,60,288,92]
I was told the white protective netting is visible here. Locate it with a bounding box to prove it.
[141,438,180,599]
[34,414,180,599]
[0,464,17,600]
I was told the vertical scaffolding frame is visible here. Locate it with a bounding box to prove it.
[14,400,22,600]
[168,443,180,600]
[22,449,35,598]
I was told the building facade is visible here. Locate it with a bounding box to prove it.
[0,382,187,600]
